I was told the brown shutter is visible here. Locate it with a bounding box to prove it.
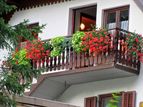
[122,91,136,107]
[85,96,97,107]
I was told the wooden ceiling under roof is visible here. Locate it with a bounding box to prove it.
[7,0,71,10]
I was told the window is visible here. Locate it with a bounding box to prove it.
[99,93,122,107]
[19,23,39,48]
[85,97,97,107]
[84,91,136,107]
[72,5,97,33]
[103,6,129,30]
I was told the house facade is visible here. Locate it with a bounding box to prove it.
[6,0,143,107]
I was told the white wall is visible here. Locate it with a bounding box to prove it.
[9,0,143,40]
[58,65,143,107]
[0,49,9,70]
[8,0,143,107]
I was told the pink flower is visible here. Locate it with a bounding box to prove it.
[135,38,139,43]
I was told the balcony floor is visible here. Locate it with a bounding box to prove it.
[29,63,138,100]
[45,63,137,85]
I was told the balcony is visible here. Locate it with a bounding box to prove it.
[23,28,141,99]
[28,28,140,86]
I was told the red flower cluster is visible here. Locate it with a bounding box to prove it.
[81,29,112,54]
[121,33,143,62]
[25,40,50,60]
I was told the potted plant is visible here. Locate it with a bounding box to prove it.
[50,36,65,57]
[71,31,85,53]
[81,29,111,55]
[121,33,143,62]
[71,29,112,55]
[25,40,50,60]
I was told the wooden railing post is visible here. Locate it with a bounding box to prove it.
[114,28,119,64]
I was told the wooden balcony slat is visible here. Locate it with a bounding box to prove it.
[73,52,76,69]
[62,51,65,69]
[77,53,81,68]
[80,52,84,67]
[89,53,93,66]
[46,56,50,71]
[50,57,53,71]
[57,55,61,70]
[66,47,69,69]
[53,56,57,71]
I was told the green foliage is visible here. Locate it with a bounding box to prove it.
[0,0,44,107]
[51,36,64,47]
[0,0,16,15]
[50,36,65,57]
[12,49,30,65]
[43,41,51,51]
[107,93,120,107]
[126,33,143,57]
[0,0,45,50]
[0,93,16,107]
[50,48,61,57]
[72,31,85,53]
[0,54,43,107]
[1,72,26,95]
[0,18,45,50]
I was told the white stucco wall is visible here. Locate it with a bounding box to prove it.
[8,0,143,107]
[9,0,143,40]
[58,66,143,107]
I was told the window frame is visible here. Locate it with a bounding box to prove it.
[98,93,122,107]
[85,91,136,107]
[19,22,39,48]
[103,5,130,30]
[72,5,97,33]
[84,96,97,107]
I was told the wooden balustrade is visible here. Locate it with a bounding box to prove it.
[109,28,140,72]
[32,28,140,73]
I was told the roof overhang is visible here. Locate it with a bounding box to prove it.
[4,0,71,22]
[7,0,72,10]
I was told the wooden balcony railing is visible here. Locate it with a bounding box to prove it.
[31,28,140,74]
[110,28,140,72]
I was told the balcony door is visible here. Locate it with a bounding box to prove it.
[103,6,129,30]
[72,5,97,33]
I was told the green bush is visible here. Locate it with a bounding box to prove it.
[50,36,65,57]
[72,31,85,53]
[51,36,64,47]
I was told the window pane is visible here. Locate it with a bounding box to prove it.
[103,96,122,107]
[107,12,116,29]
[80,15,96,31]
[104,6,129,30]
[73,6,97,33]
[120,9,129,30]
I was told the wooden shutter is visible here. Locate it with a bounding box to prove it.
[85,96,97,107]
[122,91,136,107]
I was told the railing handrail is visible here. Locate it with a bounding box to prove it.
[42,35,72,42]
[108,27,135,35]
